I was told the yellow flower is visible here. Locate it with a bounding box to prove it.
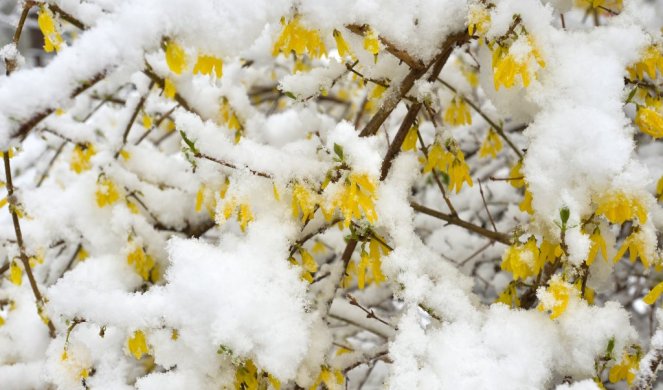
[643,280,663,305]
[234,359,259,390]
[220,99,242,143]
[363,27,380,61]
[519,186,533,214]
[356,238,389,289]
[9,260,22,286]
[37,6,63,52]
[468,4,491,38]
[292,183,318,223]
[127,330,149,359]
[627,45,663,81]
[586,227,608,265]
[423,143,453,174]
[614,229,652,268]
[163,78,176,99]
[309,366,345,390]
[193,55,223,78]
[332,173,378,228]
[95,177,120,208]
[238,203,254,232]
[142,113,153,129]
[501,238,540,280]
[447,149,473,193]
[492,36,545,90]
[496,283,520,308]
[657,176,663,201]
[333,29,353,58]
[635,105,663,138]
[509,160,525,188]
[609,352,639,385]
[273,16,326,59]
[537,276,574,319]
[539,240,563,264]
[127,244,155,281]
[596,191,647,224]
[479,128,503,159]
[444,97,472,126]
[165,41,187,75]
[401,126,419,152]
[70,143,95,174]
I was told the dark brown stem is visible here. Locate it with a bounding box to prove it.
[3,153,56,337]
[410,201,511,245]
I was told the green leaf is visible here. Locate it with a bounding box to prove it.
[284,91,297,100]
[333,143,344,160]
[625,87,638,105]
[179,130,198,154]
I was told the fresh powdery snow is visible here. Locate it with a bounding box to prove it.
[0,0,661,389]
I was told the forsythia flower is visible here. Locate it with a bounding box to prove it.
[219,198,254,232]
[609,352,639,385]
[614,228,652,268]
[586,227,608,265]
[444,97,472,126]
[234,359,280,390]
[519,186,533,214]
[423,142,453,174]
[95,176,120,208]
[657,175,663,201]
[331,173,378,228]
[635,104,663,138]
[291,183,318,223]
[509,160,525,188]
[496,283,520,308]
[627,45,663,81]
[492,36,545,90]
[333,29,353,58]
[220,99,242,141]
[468,3,491,38]
[595,190,647,224]
[272,16,326,59]
[309,366,345,390]
[501,238,540,280]
[127,330,149,359]
[363,27,380,61]
[165,41,187,75]
[291,249,318,283]
[9,260,22,286]
[447,149,473,193]
[193,55,223,78]
[37,6,63,52]
[142,113,153,129]
[163,78,176,99]
[356,238,389,289]
[127,243,156,281]
[70,143,95,174]
[642,280,663,305]
[479,128,503,159]
[401,126,419,152]
[537,276,574,319]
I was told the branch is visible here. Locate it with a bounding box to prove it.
[3,153,56,337]
[410,201,511,245]
[631,323,663,390]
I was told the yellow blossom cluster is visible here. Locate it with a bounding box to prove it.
[491,35,545,90]
[608,351,639,385]
[444,97,472,126]
[501,237,562,280]
[272,16,326,59]
[95,176,120,208]
[537,276,575,319]
[70,144,95,174]
[343,237,390,289]
[127,330,149,360]
[309,366,345,390]
[479,128,503,159]
[234,359,280,390]
[627,44,663,81]
[126,242,156,281]
[423,142,473,193]
[219,197,254,232]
